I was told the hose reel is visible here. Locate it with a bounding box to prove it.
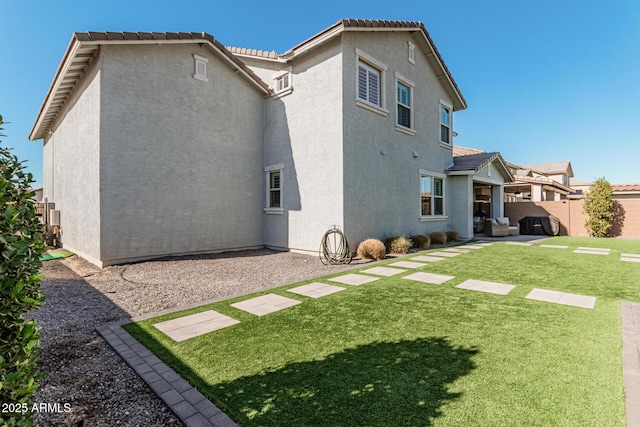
[319,225,352,265]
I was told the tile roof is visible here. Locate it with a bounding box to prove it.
[520,160,573,176]
[226,46,280,60]
[452,146,485,157]
[612,184,640,193]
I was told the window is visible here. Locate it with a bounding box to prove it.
[397,81,412,129]
[358,61,381,106]
[440,104,451,144]
[275,73,290,92]
[269,171,281,208]
[265,164,284,213]
[193,54,208,82]
[420,174,444,216]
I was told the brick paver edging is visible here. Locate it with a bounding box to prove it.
[622,301,640,427]
[97,321,238,427]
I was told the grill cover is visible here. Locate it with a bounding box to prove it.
[518,215,560,236]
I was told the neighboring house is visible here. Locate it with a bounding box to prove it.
[504,161,574,202]
[30,19,512,267]
[611,184,640,200]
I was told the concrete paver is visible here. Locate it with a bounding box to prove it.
[573,249,609,255]
[154,311,240,342]
[539,245,569,249]
[360,266,407,276]
[622,257,640,263]
[388,261,428,269]
[456,279,515,295]
[506,242,532,246]
[429,251,460,258]
[402,272,455,285]
[442,248,471,253]
[286,282,346,298]
[230,294,301,316]
[328,273,380,286]
[622,253,640,258]
[621,301,640,427]
[462,244,485,249]
[525,288,596,309]
[410,255,446,262]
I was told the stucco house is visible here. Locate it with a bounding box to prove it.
[30,19,512,267]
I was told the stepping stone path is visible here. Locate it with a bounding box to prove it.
[442,248,471,253]
[360,266,407,276]
[456,279,515,295]
[621,253,640,263]
[429,251,460,258]
[287,282,346,298]
[506,242,532,246]
[154,310,240,342]
[461,245,485,250]
[328,273,380,286]
[402,272,455,285]
[411,255,446,262]
[388,261,428,269]
[525,288,596,309]
[231,293,301,316]
[573,247,610,255]
[540,245,569,249]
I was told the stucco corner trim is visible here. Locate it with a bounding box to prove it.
[263,208,284,215]
[355,99,388,116]
[439,142,453,150]
[395,124,416,136]
[419,215,448,222]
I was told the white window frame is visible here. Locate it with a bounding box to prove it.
[355,48,388,116]
[395,72,415,136]
[408,41,415,65]
[439,101,453,146]
[193,54,209,83]
[264,164,284,214]
[419,170,447,221]
[273,71,293,97]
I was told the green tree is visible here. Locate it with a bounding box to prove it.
[583,177,614,237]
[0,114,47,426]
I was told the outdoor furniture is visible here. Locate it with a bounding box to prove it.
[518,215,560,236]
[473,216,485,233]
[484,218,509,237]
[508,222,520,236]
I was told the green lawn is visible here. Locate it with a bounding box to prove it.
[125,237,640,426]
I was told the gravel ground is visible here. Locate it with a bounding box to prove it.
[31,249,360,426]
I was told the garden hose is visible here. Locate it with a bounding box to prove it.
[319,226,352,265]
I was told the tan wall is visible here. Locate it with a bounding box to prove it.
[504,199,640,238]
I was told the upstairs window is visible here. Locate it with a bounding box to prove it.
[275,73,290,92]
[440,104,451,144]
[358,61,381,106]
[397,80,412,129]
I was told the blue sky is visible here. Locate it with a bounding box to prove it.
[1,0,639,187]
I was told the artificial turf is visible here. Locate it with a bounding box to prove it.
[124,237,640,426]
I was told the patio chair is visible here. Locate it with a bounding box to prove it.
[484,218,509,237]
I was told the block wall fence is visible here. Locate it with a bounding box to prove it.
[504,199,640,238]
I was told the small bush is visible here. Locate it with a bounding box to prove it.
[409,234,430,250]
[429,231,447,245]
[445,230,460,242]
[356,238,386,261]
[384,236,412,255]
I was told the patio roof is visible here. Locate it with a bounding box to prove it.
[447,152,514,182]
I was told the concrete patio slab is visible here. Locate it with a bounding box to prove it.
[402,272,455,285]
[573,249,609,255]
[286,282,346,298]
[539,245,569,249]
[429,251,461,258]
[622,257,640,263]
[388,261,427,269]
[456,279,515,295]
[506,242,532,246]
[328,273,380,286]
[360,266,407,276]
[442,248,471,253]
[154,311,240,342]
[525,288,596,309]
[622,253,640,258]
[230,294,301,316]
[411,255,446,262]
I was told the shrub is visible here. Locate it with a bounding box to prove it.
[445,230,460,242]
[356,238,386,261]
[1,115,47,427]
[409,234,431,250]
[384,236,412,255]
[583,177,614,237]
[429,231,447,245]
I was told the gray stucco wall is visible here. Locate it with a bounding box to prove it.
[43,55,102,264]
[98,43,265,264]
[257,38,344,253]
[448,175,474,239]
[341,32,456,245]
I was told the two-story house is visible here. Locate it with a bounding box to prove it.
[30,19,512,267]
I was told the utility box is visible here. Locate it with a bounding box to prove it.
[49,209,61,226]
